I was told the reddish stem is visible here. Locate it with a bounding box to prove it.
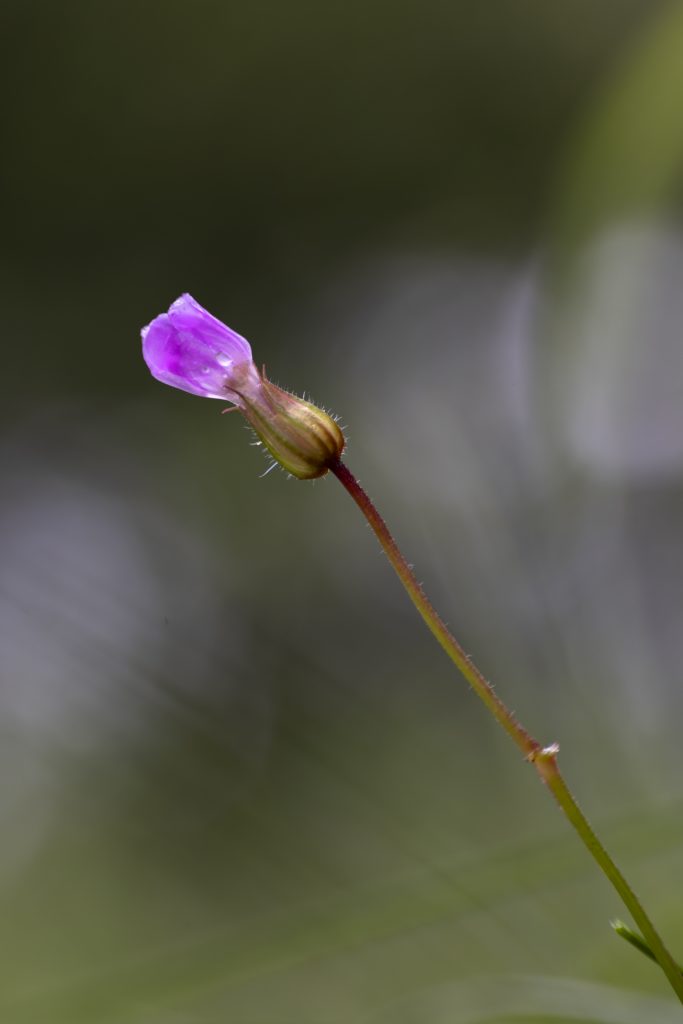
[329,456,683,1003]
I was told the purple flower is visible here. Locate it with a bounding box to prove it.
[142,293,346,478]
[141,293,260,405]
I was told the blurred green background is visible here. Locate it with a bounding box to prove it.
[3,1,683,1021]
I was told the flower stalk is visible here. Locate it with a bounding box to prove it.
[329,456,683,1004]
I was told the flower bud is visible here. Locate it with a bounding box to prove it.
[240,374,345,479]
[141,294,345,478]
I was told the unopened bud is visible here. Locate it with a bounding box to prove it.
[142,294,345,478]
[241,375,345,479]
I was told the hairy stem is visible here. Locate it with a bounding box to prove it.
[330,457,683,1003]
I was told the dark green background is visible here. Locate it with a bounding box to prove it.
[2,2,683,1021]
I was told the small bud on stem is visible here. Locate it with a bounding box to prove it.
[141,294,345,478]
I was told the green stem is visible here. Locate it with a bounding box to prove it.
[330,457,683,1003]
[613,919,683,973]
